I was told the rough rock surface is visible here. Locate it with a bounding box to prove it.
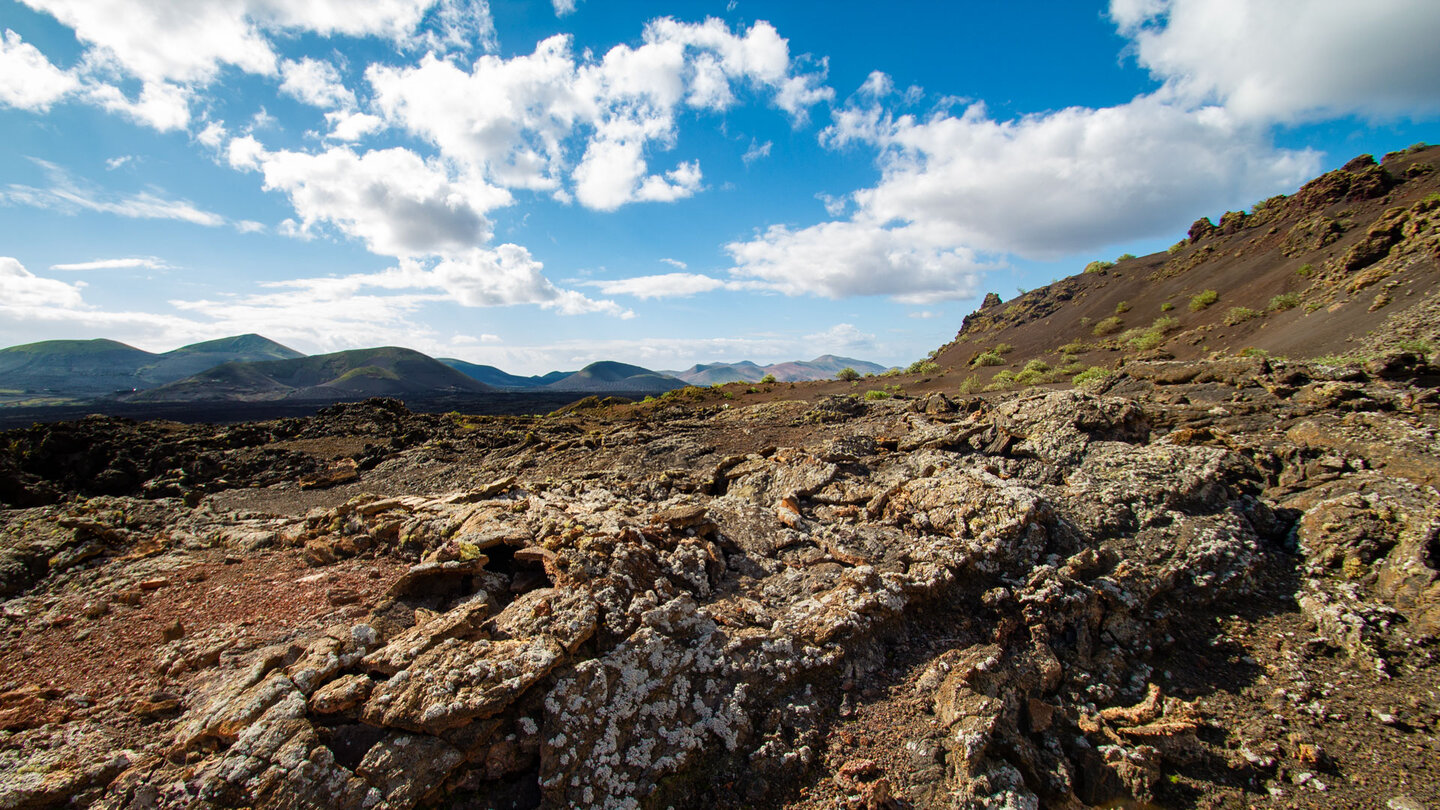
[1,365,1438,808]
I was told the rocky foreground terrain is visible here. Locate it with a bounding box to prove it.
[1,346,1438,808]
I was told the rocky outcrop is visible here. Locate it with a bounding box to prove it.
[1,360,1438,808]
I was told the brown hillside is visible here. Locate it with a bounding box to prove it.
[936,143,1440,387]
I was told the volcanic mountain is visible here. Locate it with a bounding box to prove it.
[128,346,495,402]
[664,356,889,385]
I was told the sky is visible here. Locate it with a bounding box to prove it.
[1,0,1437,375]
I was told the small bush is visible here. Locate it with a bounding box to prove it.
[984,370,1017,391]
[836,367,860,382]
[1223,306,1262,326]
[863,389,891,400]
[1072,366,1113,388]
[1115,301,1132,314]
[1083,260,1115,274]
[1167,240,1187,254]
[1152,315,1180,333]
[1059,340,1090,354]
[760,373,776,384]
[1189,289,1219,311]
[1116,253,1136,262]
[958,375,982,394]
[906,359,941,374]
[1268,292,1301,311]
[1127,330,1164,350]
[972,351,1005,367]
[1160,302,1174,311]
[1295,263,1314,278]
[994,342,1014,354]
[1238,347,1270,358]
[1304,302,1323,313]
[1092,316,1124,336]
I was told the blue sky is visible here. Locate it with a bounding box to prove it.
[1,0,1437,374]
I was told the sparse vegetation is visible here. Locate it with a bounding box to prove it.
[1084,260,1115,274]
[972,351,1005,367]
[1014,359,1053,386]
[1092,316,1124,336]
[1305,302,1323,313]
[1160,302,1174,311]
[994,342,1014,354]
[836,367,860,382]
[1267,292,1301,311]
[957,375,982,394]
[863,389,890,400]
[1059,340,1090,355]
[1115,301,1131,314]
[760,373,776,384]
[1167,240,1187,254]
[1295,263,1314,278]
[984,369,1017,391]
[1072,366,1113,388]
[906,359,940,375]
[1238,348,1270,358]
[1189,289,1219,311]
[1116,253,1136,262]
[1224,306,1262,326]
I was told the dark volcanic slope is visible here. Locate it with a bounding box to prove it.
[0,338,157,394]
[130,346,496,402]
[141,334,304,382]
[438,358,549,389]
[937,145,1440,386]
[545,360,687,393]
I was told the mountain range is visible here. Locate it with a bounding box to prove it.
[0,335,885,405]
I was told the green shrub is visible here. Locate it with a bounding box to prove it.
[1083,260,1115,274]
[1059,340,1090,355]
[1115,301,1132,314]
[1021,359,1051,373]
[1167,240,1187,254]
[1116,253,1136,262]
[984,370,1017,391]
[1238,347,1270,358]
[1189,289,1218,311]
[958,375,982,394]
[1268,292,1301,311]
[972,351,1005,367]
[863,389,891,400]
[1295,263,1314,278]
[1152,315,1180,333]
[1304,302,1323,313]
[1223,306,1262,325]
[1072,366,1113,388]
[760,373,776,384]
[836,367,860,381]
[1127,330,1164,350]
[1160,302,1174,311]
[1092,316,1124,336]
[994,342,1014,354]
[906,359,941,374]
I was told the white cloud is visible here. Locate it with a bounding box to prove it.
[3,161,228,227]
[832,96,1318,258]
[587,272,727,299]
[726,218,990,304]
[325,110,385,141]
[0,28,78,111]
[1113,0,1440,122]
[742,139,772,165]
[50,256,171,271]
[367,18,831,208]
[229,140,510,256]
[552,0,577,17]
[104,155,135,170]
[0,256,87,309]
[84,80,191,130]
[411,0,496,55]
[659,257,687,269]
[280,57,354,109]
[803,322,876,352]
[196,121,228,148]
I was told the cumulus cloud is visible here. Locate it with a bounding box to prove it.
[279,57,355,109]
[0,256,87,309]
[0,29,78,111]
[803,322,876,352]
[726,218,991,304]
[368,18,830,207]
[1113,0,1440,122]
[229,140,509,256]
[50,256,171,271]
[552,0,577,17]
